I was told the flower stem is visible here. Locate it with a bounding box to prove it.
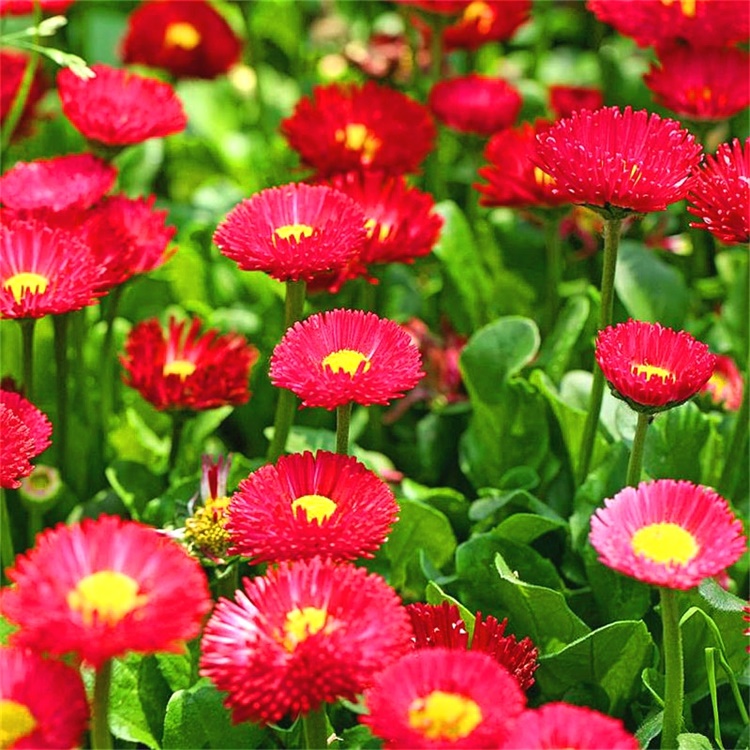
[0,25,40,150]
[216,562,239,601]
[660,588,684,750]
[576,216,623,483]
[100,284,126,437]
[168,412,188,476]
[302,706,328,750]
[91,659,114,750]
[53,314,70,482]
[0,489,15,583]
[626,412,651,487]
[19,318,36,401]
[335,402,352,455]
[543,213,563,335]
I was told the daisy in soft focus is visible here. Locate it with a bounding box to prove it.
[121,316,258,411]
[281,81,436,177]
[502,702,639,749]
[688,138,749,245]
[407,601,539,691]
[0,0,74,14]
[0,389,52,489]
[199,556,412,725]
[589,480,746,590]
[533,107,702,217]
[122,0,242,79]
[362,647,526,749]
[548,84,603,120]
[700,354,744,412]
[0,49,47,140]
[443,0,532,51]
[428,75,522,137]
[213,183,366,283]
[227,450,399,563]
[270,308,424,410]
[57,63,187,146]
[0,647,89,749]
[595,319,715,413]
[0,515,212,668]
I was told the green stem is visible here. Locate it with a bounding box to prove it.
[302,706,328,750]
[19,318,36,401]
[27,507,42,547]
[91,659,114,750]
[100,284,126,435]
[168,412,188,476]
[543,213,563,335]
[0,30,40,150]
[626,412,651,487]
[660,588,684,750]
[53,314,69,482]
[576,216,623,483]
[335,402,352,455]
[0,489,15,583]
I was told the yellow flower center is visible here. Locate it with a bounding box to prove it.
[408,691,483,741]
[281,606,328,652]
[322,349,371,377]
[185,496,232,558]
[365,217,392,243]
[291,493,337,523]
[631,522,699,565]
[660,0,697,18]
[164,22,201,50]
[533,167,555,188]
[163,359,197,380]
[0,700,37,748]
[67,570,147,627]
[3,272,49,304]
[274,223,315,243]
[631,363,674,383]
[687,86,713,103]
[463,1,494,33]
[335,124,381,163]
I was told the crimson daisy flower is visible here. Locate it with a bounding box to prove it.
[121,316,258,412]
[700,354,744,412]
[270,308,424,410]
[0,647,89,749]
[0,215,103,319]
[595,319,715,414]
[0,154,116,212]
[533,106,702,218]
[0,50,47,141]
[199,556,412,725]
[281,82,436,177]
[0,0,74,14]
[688,138,749,245]
[443,1,532,51]
[0,515,212,668]
[548,85,604,120]
[227,450,399,563]
[428,75,522,137]
[502,703,639,749]
[213,183,366,283]
[57,63,187,147]
[589,480,746,590]
[362,647,526,749]
[407,601,539,691]
[122,0,242,79]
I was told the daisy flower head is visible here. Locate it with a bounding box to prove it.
[121,316,258,411]
[443,1,532,51]
[533,106,702,218]
[1,515,212,668]
[270,309,424,410]
[589,480,746,590]
[700,354,744,412]
[0,647,89,749]
[548,85,604,120]
[199,556,413,725]
[213,183,366,283]
[227,450,399,563]
[595,319,715,414]
[0,50,47,141]
[281,81,436,177]
[58,63,187,147]
[362,647,526,749]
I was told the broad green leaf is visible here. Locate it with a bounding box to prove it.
[156,642,199,693]
[493,513,567,545]
[425,581,477,638]
[697,579,748,613]
[677,733,714,750]
[338,724,382,749]
[400,480,470,538]
[536,294,592,383]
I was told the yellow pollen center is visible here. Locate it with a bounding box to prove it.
[281,606,328,651]
[164,22,201,50]
[163,359,197,380]
[631,522,699,565]
[408,691,483,741]
[322,349,371,377]
[291,493,337,523]
[3,272,49,303]
[0,700,37,748]
[335,124,381,163]
[463,1,494,33]
[533,167,555,188]
[661,0,697,17]
[365,217,392,242]
[67,570,147,627]
[274,223,315,243]
[631,363,674,383]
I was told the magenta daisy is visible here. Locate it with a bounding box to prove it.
[589,480,746,590]
[270,309,424,410]
[700,354,744,411]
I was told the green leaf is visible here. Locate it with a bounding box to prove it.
[425,581,477,638]
[697,579,748,612]
[492,513,567,545]
[399,480,470,538]
[535,294,591,383]
[105,460,164,520]
[338,724,382,749]
[677,733,714,750]
[156,642,198,693]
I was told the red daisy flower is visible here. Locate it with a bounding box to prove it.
[407,602,539,692]
[213,183,366,283]
[595,319,715,413]
[0,515,212,668]
[362,647,526,749]
[227,450,399,563]
[700,354,744,411]
[644,45,750,123]
[586,0,750,48]
[428,75,522,137]
[589,480,746,590]
[281,82,436,177]
[0,0,74,14]
[502,702,639,749]
[270,308,424,410]
[122,0,242,79]
[443,1,532,51]
[121,316,258,412]
[743,605,750,652]
[0,154,116,212]
[475,120,568,209]
[548,84,604,120]
[688,138,750,245]
[0,215,103,319]
[0,647,89,749]
[533,106,702,217]
[0,50,47,141]
[199,556,412,725]
[57,63,187,147]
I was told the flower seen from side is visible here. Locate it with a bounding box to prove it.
[0,516,212,668]
[443,0,532,51]
[0,50,47,141]
[548,84,604,120]
[589,479,746,590]
[700,354,744,412]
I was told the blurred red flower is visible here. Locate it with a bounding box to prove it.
[700,354,744,411]
[548,84,604,119]
[0,50,47,141]
[443,0,532,50]
[0,0,74,15]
